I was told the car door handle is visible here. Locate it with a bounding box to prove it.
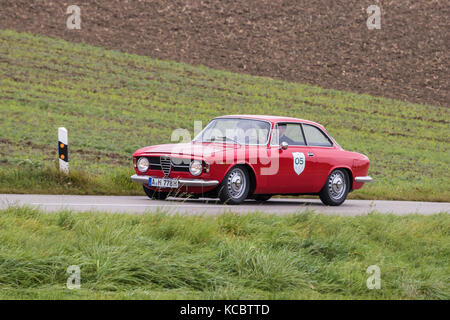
[307,152,314,157]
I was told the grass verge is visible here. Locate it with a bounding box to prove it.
[0,163,140,195]
[0,206,448,299]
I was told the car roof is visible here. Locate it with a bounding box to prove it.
[214,114,324,128]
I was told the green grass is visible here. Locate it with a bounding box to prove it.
[0,29,449,200]
[0,206,448,299]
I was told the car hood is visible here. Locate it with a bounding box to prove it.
[133,142,239,158]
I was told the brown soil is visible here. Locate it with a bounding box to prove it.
[0,0,448,107]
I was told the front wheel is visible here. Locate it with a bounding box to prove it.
[143,185,169,200]
[218,166,250,205]
[319,169,349,206]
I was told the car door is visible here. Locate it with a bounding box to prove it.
[301,123,336,192]
[268,123,317,193]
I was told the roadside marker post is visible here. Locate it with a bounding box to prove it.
[58,127,69,174]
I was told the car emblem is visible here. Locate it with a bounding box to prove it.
[160,156,171,177]
[292,152,305,175]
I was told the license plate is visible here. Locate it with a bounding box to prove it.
[149,177,179,188]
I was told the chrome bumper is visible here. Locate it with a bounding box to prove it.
[130,174,219,187]
[355,176,373,183]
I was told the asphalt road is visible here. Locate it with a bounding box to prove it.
[1,194,449,215]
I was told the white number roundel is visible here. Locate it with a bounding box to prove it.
[292,152,305,175]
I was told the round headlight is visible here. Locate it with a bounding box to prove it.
[189,160,202,176]
[137,157,149,173]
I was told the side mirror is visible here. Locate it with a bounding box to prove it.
[280,141,288,150]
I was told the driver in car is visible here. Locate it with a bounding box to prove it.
[278,124,296,145]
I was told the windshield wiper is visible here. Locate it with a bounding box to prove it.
[206,136,241,145]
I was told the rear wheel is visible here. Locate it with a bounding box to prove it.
[143,185,169,200]
[218,166,250,205]
[319,169,349,206]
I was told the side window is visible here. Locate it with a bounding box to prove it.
[271,123,306,146]
[303,124,332,147]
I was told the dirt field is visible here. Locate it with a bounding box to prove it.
[0,0,448,107]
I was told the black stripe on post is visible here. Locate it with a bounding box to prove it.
[58,141,69,162]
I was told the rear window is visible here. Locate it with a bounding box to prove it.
[303,124,332,147]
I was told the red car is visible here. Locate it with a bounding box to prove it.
[131,115,372,205]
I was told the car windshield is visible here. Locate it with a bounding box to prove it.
[194,118,271,145]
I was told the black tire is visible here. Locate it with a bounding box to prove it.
[253,194,272,202]
[142,185,169,200]
[319,169,350,206]
[218,166,250,205]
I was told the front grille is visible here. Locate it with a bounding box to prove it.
[171,157,190,172]
[142,156,190,174]
[160,156,171,177]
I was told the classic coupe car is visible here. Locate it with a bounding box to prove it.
[131,115,372,205]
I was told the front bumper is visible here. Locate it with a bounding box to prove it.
[131,174,220,187]
[354,176,373,183]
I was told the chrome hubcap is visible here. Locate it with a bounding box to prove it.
[328,171,346,200]
[227,168,246,199]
